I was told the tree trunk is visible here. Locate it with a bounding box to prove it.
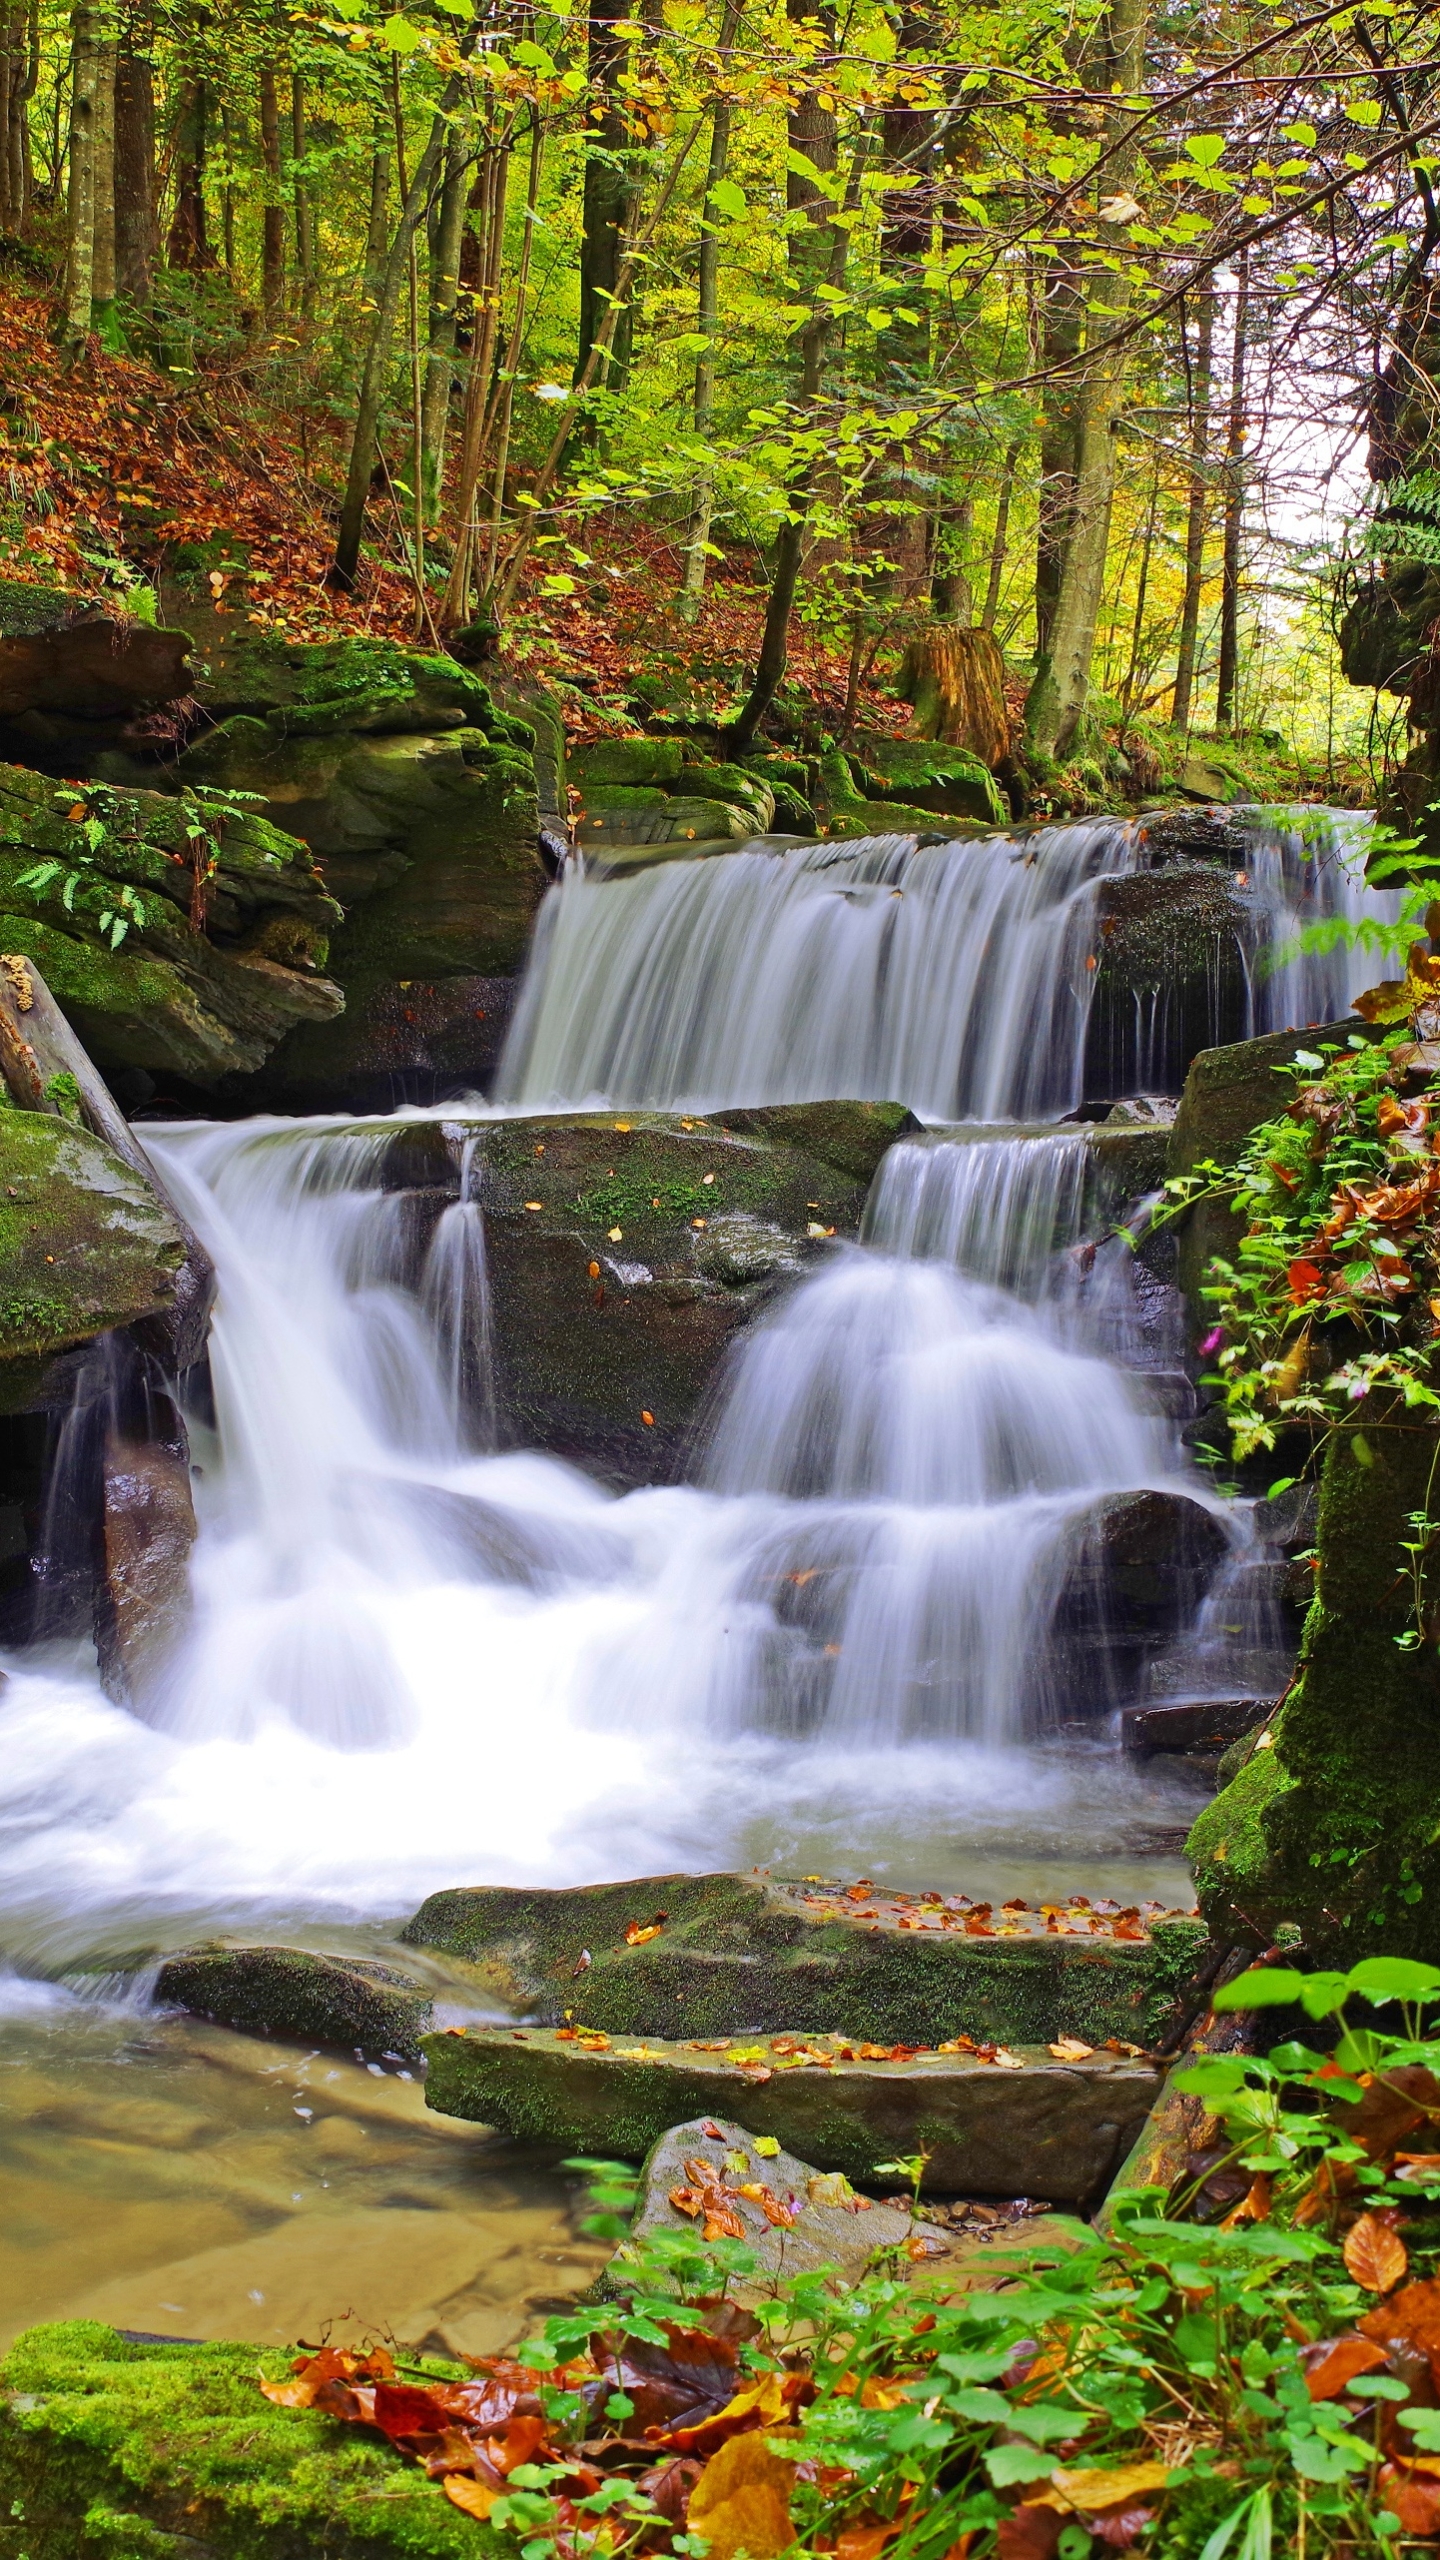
[258,64,283,321]
[438,135,510,626]
[1034,264,1082,655]
[113,34,156,305]
[291,69,314,317]
[1121,460,1159,715]
[895,623,1008,762]
[0,1,23,233]
[931,494,972,622]
[1024,0,1150,756]
[1215,247,1250,732]
[330,42,477,593]
[476,115,543,606]
[677,48,734,621]
[1171,272,1216,732]
[364,130,390,302]
[981,438,1021,630]
[578,0,635,390]
[420,135,471,519]
[165,77,211,270]
[61,1,98,344]
[90,36,116,314]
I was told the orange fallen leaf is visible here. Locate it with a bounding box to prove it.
[1302,2335,1388,2401]
[444,2475,501,2519]
[687,2428,798,2560]
[1344,2211,1408,2293]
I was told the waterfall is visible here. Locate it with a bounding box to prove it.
[0,1106,1213,1961]
[499,809,1401,1120]
[498,823,1139,1120]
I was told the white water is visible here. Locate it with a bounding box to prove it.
[0,1107,1208,1977]
[500,811,1401,1119]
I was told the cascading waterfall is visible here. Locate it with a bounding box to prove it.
[499,810,1402,1120]
[0,1106,1214,1971]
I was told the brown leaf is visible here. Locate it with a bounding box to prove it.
[995,2509,1064,2560]
[1380,2464,1440,2535]
[1361,2278,1440,2383]
[372,2380,457,2440]
[258,2343,394,2407]
[655,2372,790,2455]
[1033,2464,1170,2514]
[1302,2335,1389,2400]
[832,2518,904,2560]
[687,2429,798,2560]
[1343,2212,1409,2293]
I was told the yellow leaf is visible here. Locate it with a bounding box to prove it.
[608,1226,623,1241]
[688,2429,798,2560]
[1032,2462,1171,2514]
[754,2135,781,2156]
[444,2475,501,2519]
[1048,2038,1095,2061]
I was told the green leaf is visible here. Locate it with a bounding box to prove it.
[1200,2490,1267,2560]
[1213,1968,1307,2012]
[1346,98,1382,126]
[709,177,746,219]
[984,2442,1059,2488]
[381,12,423,48]
[1344,1955,1440,2005]
[1185,134,1226,167]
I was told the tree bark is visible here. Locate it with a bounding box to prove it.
[61,2,99,344]
[476,115,543,606]
[113,34,155,305]
[291,69,314,317]
[1023,0,1150,757]
[438,135,510,626]
[420,134,472,519]
[1171,272,1216,732]
[981,437,1022,630]
[364,130,390,302]
[1034,270,1082,655]
[257,64,283,321]
[90,36,116,312]
[1215,246,1250,731]
[330,40,477,593]
[165,77,211,270]
[677,5,739,621]
[578,0,635,390]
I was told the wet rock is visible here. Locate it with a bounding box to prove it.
[1176,755,1246,803]
[156,1943,434,2060]
[0,1113,185,1408]
[0,578,194,763]
[1086,867,1251,1098]
[1120,1698,1276,1759]
[421,2022,1162,2207]
[1057,1491,1230,1697]
[98,1433,197,1707]
[848,737,1007,826]
[469,1104,912,1485]
[573,790,753,850]
[1137,806,1252,866]
[626,2116,915,2283]
[403,1868,1207,2049]
[570,737,685,788]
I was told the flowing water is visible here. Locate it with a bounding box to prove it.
[0,805,1397,2343]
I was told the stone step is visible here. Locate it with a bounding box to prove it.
[423,2022,1163,2209]
[1121,1697,1273,1757]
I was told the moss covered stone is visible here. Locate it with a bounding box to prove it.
[404,1870,1207,2049]
[0,2323,493,2558]
[1192,1411,1440,1958]
[421,2023,1161,2208]
[849,738,1008,828]
[0,1113,183,1380]
[568,737,684,788]
[155,1945,435,2061]
[468,1105,911,1482]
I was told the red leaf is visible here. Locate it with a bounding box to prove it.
[1302,2334,1388,2400]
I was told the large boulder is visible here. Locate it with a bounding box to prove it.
[0,1110,185,1403]
[464,1103,912,1483]
[403,1867,1207,2049]
[0,579,195,765]
[1085,866,1252,1100]
[129,636,547,1106]
[848,736,1008,826]
[157,1943,435,2061]
[422,2022,1162,2208]
[0,760,342,1085]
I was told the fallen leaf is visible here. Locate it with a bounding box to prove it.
[1048,2039,1095,2061]
[832,2519,904,2560]
[444,2475,501,2520]
[754,2136,781,2156]
[1361,2277,1440,2381]
[625,1917,664,1944]
[687,2429,798,2560]
[1380,2464,1440,2535]
[659,2371,791,2455]
[1301,2334,1388,2401]
[995,2508,1064,2560]
[1033,2462,1170,2514]
[1344,2211,1409,2292]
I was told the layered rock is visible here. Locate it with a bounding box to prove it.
[156,1944,436,2061]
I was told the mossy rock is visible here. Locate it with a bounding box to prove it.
[155,1944,435,2061]
[850,738,1008,827]
[0,1113,184,1393]
[679,763,776,831]
[404,1869,1207,2049]
[466,1105,911,1483]
[568,736,684,788]
[0,2322,494,2558]
[194,633,519,743]
[422,2022,1162,2208]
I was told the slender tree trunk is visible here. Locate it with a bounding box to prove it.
[364,129,390,301]
[291,69,314,316]
[113,34,155,305]
[678,5,739,621]
[1216,247,1250,732]
[420,135,471,519]
[90,37,116,313]
[931,493,973,621]
[1171,271,1216,732]
[1024,0,1151,756]
[438,134,510,626]
[477,114,543,603]
[330,39,477,593]
[578,0,634,390]
[258,63,283,321]
[1122,459,1160,714]
[0,3,18,232]
[981,437,1021,630]
[1034,268,1082,654]
[165,77,210,269]
[61,1,99,344]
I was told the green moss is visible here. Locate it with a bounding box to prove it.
[0,2323,494,2558]
[0,1113,183,1367]
[40,1070,82,1122]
